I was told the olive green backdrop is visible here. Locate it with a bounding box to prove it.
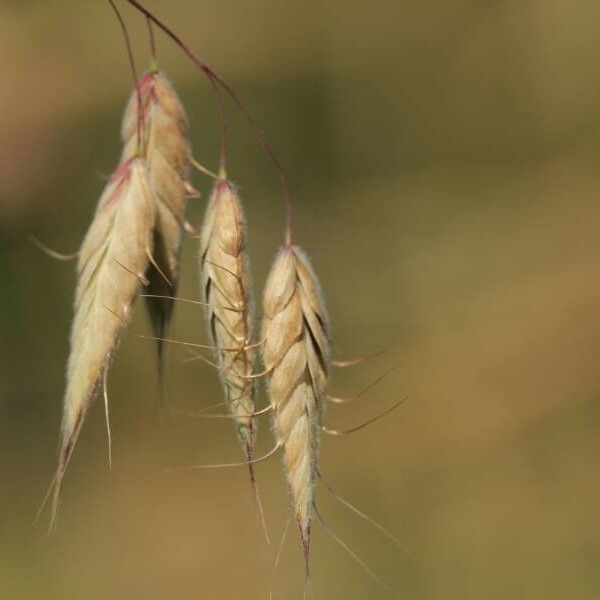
[1,1,600,598]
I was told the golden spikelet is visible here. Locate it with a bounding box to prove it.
[262,245,330,559]
[51,157,155,528]
[199,180,257,467]
[121,70,192,366]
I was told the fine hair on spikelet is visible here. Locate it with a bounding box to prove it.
[261,244,330,564]
[199,179,260,489]
[121,69,193,371]
[49,157,155,530]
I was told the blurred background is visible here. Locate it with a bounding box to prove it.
[1,1,600,598]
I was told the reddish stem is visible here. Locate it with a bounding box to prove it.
[108,0,143,152]
[120,0,293,242]
[146,16,157,64]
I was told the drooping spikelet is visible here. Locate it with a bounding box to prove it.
[51,158,155,527]
[199,180,257,471]
[262,245,330,559]
[121,70,192,367]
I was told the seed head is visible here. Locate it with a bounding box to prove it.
[262,244,330,559]
[122,70,192,367]
[199,179,256,463]
[51,157,155,530]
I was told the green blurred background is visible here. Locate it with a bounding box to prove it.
[2,1,600,598]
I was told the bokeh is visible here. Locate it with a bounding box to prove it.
[1,1,600,598]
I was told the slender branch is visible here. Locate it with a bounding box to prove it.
[120,0,293,241]
[108,0,143,151]
[146,16,157,64]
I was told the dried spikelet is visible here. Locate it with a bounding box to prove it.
[121,70,192,367]
[51,158,155,528]
[262,245,330,559]
[199,180,257,469]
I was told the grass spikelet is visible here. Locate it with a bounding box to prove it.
[199,179,258,478]
[121,70,192,369]
[262,245,330,565]
[50,158,155,531]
